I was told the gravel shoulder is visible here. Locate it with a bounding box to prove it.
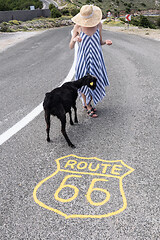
[103,25,160,41]
[0,25,159,53]
[0,30,46,52]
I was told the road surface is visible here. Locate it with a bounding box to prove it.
[0,26,160,239]
[41,0,58,9]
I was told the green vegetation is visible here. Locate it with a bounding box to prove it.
[0,0,43,11]
[70,0,160,16]
[120,15,160,29]
[49,4,62,18]
[0,0,159,32]
[103,19,125,27]
[0,17,72,32]
[1,0,159,16]
[49,3,79,18]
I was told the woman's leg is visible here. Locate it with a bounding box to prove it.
[81,93,98,118]
[81,94,96,111]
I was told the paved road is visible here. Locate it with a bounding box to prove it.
[0,27,160,239]
[41,0,58,9]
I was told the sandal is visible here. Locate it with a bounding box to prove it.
[84,105,96,112]
[90,105,97,112]
[87,110,98,118]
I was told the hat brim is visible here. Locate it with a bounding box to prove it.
[71,6,102,27]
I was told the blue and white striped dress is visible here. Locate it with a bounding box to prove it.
[75,28,109,106]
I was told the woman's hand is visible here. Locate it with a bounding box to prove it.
[106,40,112,45]
[73,36,82,42]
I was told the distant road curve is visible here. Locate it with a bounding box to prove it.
[40,0,58,9]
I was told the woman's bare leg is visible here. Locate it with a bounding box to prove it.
[81,93,98,117]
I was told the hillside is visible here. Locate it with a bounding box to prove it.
[70,0,160,16]
[1,0,159,15]
[0,0,43,11]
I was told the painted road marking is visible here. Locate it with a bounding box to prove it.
[33,154,134,219]
[0,103,43,146]
[0,34,78,146]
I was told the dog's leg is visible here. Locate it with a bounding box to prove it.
[73,104,78,123]
[59,114,75,148]
[45,111,51,142]
[69,109,74,125]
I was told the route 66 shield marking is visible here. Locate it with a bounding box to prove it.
[33,154,134,219]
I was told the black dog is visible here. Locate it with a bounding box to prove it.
[43,74,97,148]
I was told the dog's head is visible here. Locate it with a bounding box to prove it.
[85,74,97,90]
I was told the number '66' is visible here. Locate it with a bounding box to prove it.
[54,175,110,206]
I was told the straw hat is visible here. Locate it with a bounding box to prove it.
[71,5,102,27]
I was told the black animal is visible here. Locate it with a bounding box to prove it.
[43,74,97,148]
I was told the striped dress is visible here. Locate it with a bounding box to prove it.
[75,28,109,106]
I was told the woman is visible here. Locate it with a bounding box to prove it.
[69,5,112,118]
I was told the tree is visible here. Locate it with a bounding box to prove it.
[157,18,160,27]
[0,1,9,11]
[139,15,151,28]
[70,8,79,17]
[50,5,62,18]
[0,0,42,11]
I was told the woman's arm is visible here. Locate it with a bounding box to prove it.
[99,22,112,46]
[69,24,82,49]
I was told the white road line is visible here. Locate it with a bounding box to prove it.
[0,104,43,145]
[0,34,77,146]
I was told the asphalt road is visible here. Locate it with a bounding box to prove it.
[41,0,58,9]
[0,26,160,239]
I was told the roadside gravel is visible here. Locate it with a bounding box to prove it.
[0,30,46,52]
[103,25,160,41]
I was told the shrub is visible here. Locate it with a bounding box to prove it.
[126,7,131,14]
[34,1,43,9]
[51,8,62,18]
[0,0,43,11]
[0,22,11,32]
[157,18,160,27]
[119,17,125,23]
[70,8,79,17]
[130,17,139,26]
[49,4,54,11]
[49,4,62,18]
[129,16,157,29]
[139,15,152,28]
[141,3,146,7]
[0,2,9,11]
[61,8,70,16]
[9,20,21,25]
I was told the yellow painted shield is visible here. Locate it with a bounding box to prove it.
[33,154,134,219]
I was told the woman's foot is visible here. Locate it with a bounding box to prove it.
[90,104,97,112]
[84,104,97,112]
[87,110,98,118]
